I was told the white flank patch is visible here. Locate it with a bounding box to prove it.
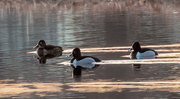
[73,58,95,68]
[136,51,156,59]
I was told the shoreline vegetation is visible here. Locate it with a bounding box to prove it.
[0,0,180,14]
[0,0,180,8]
[0,0,114,8]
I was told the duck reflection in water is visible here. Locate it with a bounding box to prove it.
[129,42,158,70]
[36,53,61,64]
[71,64,100,80]
[72,65,82,78]
[34,40,63,64]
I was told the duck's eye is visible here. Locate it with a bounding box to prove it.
[39,42,42,45]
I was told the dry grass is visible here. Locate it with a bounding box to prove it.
[0,0,110,8]
[0,0,180,16]
[0,0,179,8]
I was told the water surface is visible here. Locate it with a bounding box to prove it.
[1,1,180,99]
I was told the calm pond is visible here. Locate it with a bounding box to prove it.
[1,0,180,99]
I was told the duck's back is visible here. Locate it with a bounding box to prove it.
[44,45,62,50]
[139,48,158,55]
[76,56,101,62]
[42,45,62,56]
[71,56,101,63]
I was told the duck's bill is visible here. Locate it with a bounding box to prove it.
[67,53,72,57]
[128,48,133,52]
[33,44,39,49]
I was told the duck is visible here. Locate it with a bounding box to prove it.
[68,47,101,66]
[129,42,158,59]
[33,40,63,57]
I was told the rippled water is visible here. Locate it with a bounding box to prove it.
[1,1,180,99]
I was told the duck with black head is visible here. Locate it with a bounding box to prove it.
[34,40,63,57]
[68,48,101,67]
[129,42,158,59]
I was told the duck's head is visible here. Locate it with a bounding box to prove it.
[33,40,46,49]
[68,47,81,58]
[129,42,141,52]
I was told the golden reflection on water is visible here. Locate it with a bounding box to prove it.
[63,49,180,53]
[27,43,180,64]
[1,81,180,98]
[27,51,36,54]
[27,43,180,53]
[99,58,180,64]
[67,81,180,93]
[28,49,180,53]
[0,82,63,98]
[58,58,180,65]
[62,43,180,53]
